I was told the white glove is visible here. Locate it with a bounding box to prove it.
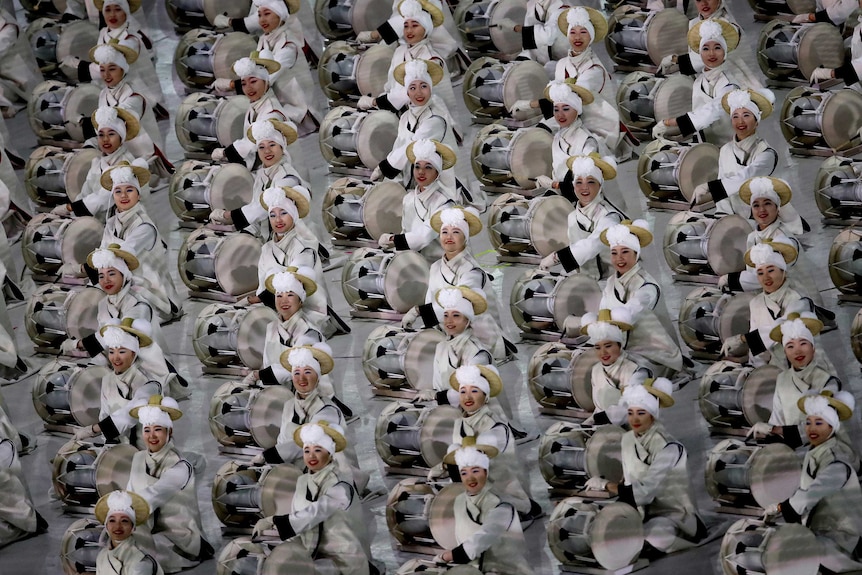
[209,208,229,224]
[510,99,533,116]
[717,274,730,291]
[747,421,773,439]
[690,182,710,206]
[658,54,678,75]
[59,262,83,277]
[211,148,226,162]
[401,306,420,329]
[213,13,231,28]
[356,31,377,43]
[584,476,609,491]
[809,66,834,84]
[378,233,394,249]
[251,517,277,541]
[250,453,266,465]
[241,371,258,386]
[535,175,554,189]
[792,13,812,22]
[432,554,448,566]
[369,166,383,181]
[493,18,517,31]
[212,78,234,94]
[74,425,97,441]
[763,503,780,517]
[720,334,745,357]
[357,95,375,110]
[561,314,581,337]
[652,121,669,139]
[51,204,71,216]
[414,389,437,402]
[59,338,79,355]
[539,252,558,270]
[60,55,81,76]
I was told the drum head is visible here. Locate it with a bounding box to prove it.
[787,0,817,11]
[418,405,461,467]
[529,195,575,256]
[94,443,138,497]
[510,127,554,189]
[404,329,446,390]
[248,385,294,449]
[60,217,102,274]
[261,538,315,575]
[852,308,862,362]
[489,0,526,54]
[212,461,260,525]
[584,426,624,484]
[215,96,250,148]
[259,464,302,516]
[356,110,399,169]
[363,181,406,239]
[68,365,108,427]
[569,350,599,412]
[212,32,259,80]
[590,503,645,570]
[740,365,781,426]
[62,84,101,142]
[652,75,693,122]
[749,443,802,508]
[820,89,862,151]
[65,149,102,203]
[428,483,464,550]
[501,59,545,110]
[716,291,753,345]
[383,251,430,313]
[60,517,103,575]
[64,286,104,341]
[204,0,252,23]
[55,20,99,69]
[762,524,821,575]
[355,44,395,99]
[829,228,862,295]
[551,275,603,329]
[463,57,501,118]
[644,9,690,65]
[704,214,750,275]
[213,232,262,296]
[209,164,254,211]
[235,306,278,369]
[386,478,434,543]
[797,23,845,79]
[216,538,266,575]
[676,143,719,200]
[350,0,392,36]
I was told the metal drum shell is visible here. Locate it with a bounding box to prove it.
[852,307,862,364]
[605,8,689,66]
[375,402,460,468]
[461,56,546,119]
[341,248,430,313]
[454,0,526,55]
[178,227,262,295]
[720,519,821,575]
[677,286,753,353]
[192,303,278,369]
[828,227,862,295]
[174,92,249,154]
[211,461,300,527]
[60,517,104,575]
[781,86,862,151]
[174,29,257,90]
[25,146,101,208]
[169,160,253,222]
[538,421,625,489]
[208,381,294,448]
[31,359,107,427]
[319,106,399,169]
[362,324,445,391]
[814,155,862,219]
[25,284,104,348]
[486,193,574,257]
[385,477,443,546]
[318,42,393,102]
[322,177,406,242]
[470,124,554,188]
[55,19,100,83]
[527,342,597,411]
[705,439,802,508]
[28,80,101,142]
[757,20,845,81]
[662,212,750,276]
[314,0,392,40]
[698,361,779,429]
[617,72,693,132]
[510,269,602,335]
[637,139,719,201]
[51,439,138,508]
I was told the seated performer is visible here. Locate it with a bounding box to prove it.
[94,490,163,575]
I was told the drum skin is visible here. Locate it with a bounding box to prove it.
[342,248,430,313]
[720,519,821,575]
[28,81,101,142]
[52,439,138,508]
[527,342,597,411]
[32,359,106,427]
[705,439,802,509]
[178,227,262,295]
[362,324,445,391]
[829,227,862,295]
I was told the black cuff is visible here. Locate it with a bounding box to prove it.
[836,61,859,85]
[82,117,96,140]
[781,425,803,449]
[224,144,244,164]
[418,303,438,328]
[59,12,80,22]
[77,60,92,82]
[676,114,696,138]
[451,544,471,564]
[557,247,580,273]
[259,366,278,385]
[392,234,409,251]
[435,390,449,405]
[617,483,637,507]
[84,262,98,285]
[446,463,460,482]
[70,200,91,217]
[229,208,250,230]
[81,333,103,357]
[707,179,727,202]
[746,329,767,356]
[378,159,400,180]
[376,94,402,113]
[231,19,249,33]
[234,81,243,96]
[521,26,537,50]
[99,416,120,442]
[262,446,284,464]
[558,177,575,202]
[814,9,831,22]
[678,54,696,76]
[273,514,296,540]
[592,411,611,425]
[726,272,742,292]
[538,98,554,119]
[780,499,802,523]
[377,22,398,44]
[259,290,275,309]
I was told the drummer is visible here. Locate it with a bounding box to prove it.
[658,0,740,76]
[788,0,857,26]
[94,490,164,575]
[52,105,140,222]
[434,439,532,575]
[356,0,458,63]
[213,0,306,46]
[0,435,47,548]
[539,154,625,280]
[776,391,862,573]
[580,307,652,427]
[127,395,213,573]
[810,11,862,84]
[586,380,707,556]
[255,422,372,575]
[401,206,512,360]
[511,0,568,66]
[377,139,459,261]
[690,89,778,216]
[74,318,166,447]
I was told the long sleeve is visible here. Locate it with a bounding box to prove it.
[270,405,343,464]
[710,148,778,204]
[627,442,685,506]
[786,460,853,518]
[273,482,353,540]
[556,214,621,272]
[100,380,162,439]
[131,459,193,511]
[816,0,856,25]
[0,22,18,55]
[451,503,517,563]
[677,79,738,138]
[115,222,158,254]
[269,41,299,85]
[384,115,447,172]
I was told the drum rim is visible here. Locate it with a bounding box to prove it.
[418,405,461,467]
[488,0,526,54]
[705,213,751,276]
[568,349,599,412]
[355,109,399,169]
[749,443,802,508]
[427,483,464,550]
[551,274,603,328]
[383,250,430,313]
[739,364,781,426]
[362,181,407,240]
[761,522,822,575]
[259,463,302,517]
[68,365,108,427]
[235,305,278,369]
[403,328,446,390]
[247,385,294,449]
[796,23,845,79]
[675,142,719,201]
[510,127,554,189]
[209,163,255,211]
[644,9,690,66]
[211,231,262,296]
[528,195,576,257]
[500,58,546,111]
[716,291,754,348]
[590,502,646,570]
[820,89,862,150]
[355,43,395,98]
[584,426,625,483]
[94,443,138,497]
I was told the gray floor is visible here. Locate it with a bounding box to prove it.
[0,0,860,574]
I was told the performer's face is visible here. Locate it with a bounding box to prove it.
[108,347,135,374]
[292,365,319,396]
[460,466,488,495]
[732,108,758,140]
[258,8,282,33]
[700,41,725,69]
[103,4,127,28]
[112,184,140,212]
[99,129,123,155]
[100,63,125,88]
[269,207,295,235]
[459,385,487,413]
[443,309,470,336]
[258,140,284,167]
[98,267,124,295]
[413,160,438,188]
[303,445,331,471]
[143,425,170,453]
[785,338,815,370]
[241,76,267,103]
[611,246,637,275]
[568,26,592,53]
[440,226,466,255]
[276,291,302,320]
[403,20,427,45]
[805,416,833,447]
[627,407,654,434]
[751,198,779,229]
[696,0,721,17]
[106,514,134,544]
[575,175,601,207]
[595,340,622,366]
[554,103,578,127]
[756,264,784,294]
[407,80,431,107]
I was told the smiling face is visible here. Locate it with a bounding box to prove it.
[258,140,284,168]
[407,79,432,107]
[112,184,140,212]
[460,466,488,496]
[440,225,467,256]
[594,340,622,366]
[443,309,469,336]
[568,26,592,53]
[269,207,295,235]
[100,63,125,88]
[403,19,427,45]
[756,264,785,294]
[143,424,170,453]
[98,267,125,295]
[611,246,638,275]
[106,513,134,544]
[751,197,779,229]
[785,338,815,370]
[98,128,122,155]
[276,291,302,320]
[413,160,438,189]
[696,0,721,17]
[459,385,487,413]
[627,407,654,434]
[258,7,282,32]
[554,103,578,127]
[241,76,267,102]
[103,4,127,28]
[700,40,725,69]
[732,108,758,140]
[303,444,331,472]
[108,347,135,374]
[292,364,319,396]
[575,175,601,207]
[805,415,833,446]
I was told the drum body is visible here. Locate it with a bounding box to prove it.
[28,80,101,142]
[193,303,278,369]
[617,72,693,133]
[375,402,460,469]
[814,155,862,219]
[60,517,104,575]
[706,439,802,509]
[322,177,406,242]
[606,8,689,67]
[538,422,625,490]
[217,536,315,575]
[757,20,844,81]
[638,139,719,201]
[27,18,98,77]
[720,519,820,575]
[22,213,103,277]
[386,478,449,548]
[319,106,399,170]
[32,359,108,427]
[487,193,574,257]
[174,29,257,90]
[548,497,644,570]
[342,248,430,313]
[678,286,753,353]
[463,57,544,120]
[663,212,751,276]
[211,460,300,527]
[178,227,262,295]
[314,0,391,40]
[25,284,104,348]
[25,146,101,208]
[852,308,862,364]
[169,160,254,223]
[174,92,248,154]
[454,0,525,55]
[52,439,138,508]
[166,0,253,28]
[362,324,445,391]
[510,270,602,335]
[781,86,862,152]
[698,362,780,429]
[209,381,294,449]
[527,342,597,411]
[318,42,394,103]
[828,227,862,295]
[471,124,553,189]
